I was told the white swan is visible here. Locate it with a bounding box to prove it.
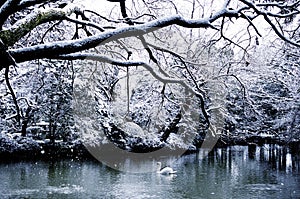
[156,162,177,175]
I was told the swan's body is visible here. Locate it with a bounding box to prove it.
[156,162,177,175]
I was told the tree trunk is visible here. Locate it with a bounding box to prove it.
[21,107,31,137]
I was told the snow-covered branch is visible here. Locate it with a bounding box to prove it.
[57,53,186,84]
[239,0,300,48]
[0,0,297,65]
[7,12,234,63]
[0,4,80,46]
[0,0,62,27]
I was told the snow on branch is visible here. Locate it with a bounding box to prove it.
[8,12,233,63]
[0,0,60,27]
[0,4,80,46]
[18,0,54,6]
[57,53,186,84]
[256,1,300,9]
[3,0,299,63]
[239,0,300,48]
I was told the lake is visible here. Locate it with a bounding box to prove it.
[0,144,299,199]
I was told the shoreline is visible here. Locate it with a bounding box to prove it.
[1,135,299,162]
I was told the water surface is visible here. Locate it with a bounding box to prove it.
[0,145,299,199]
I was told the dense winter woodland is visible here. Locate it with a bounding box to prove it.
[0,0,299,158]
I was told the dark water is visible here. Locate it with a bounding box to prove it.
[0,144,299,199]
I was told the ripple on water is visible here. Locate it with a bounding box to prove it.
[243,183,282,191]
[45,184,84,194]
[1,184,84,198]
[4,188,40,197]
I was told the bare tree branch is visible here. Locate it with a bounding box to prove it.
[5,66,20,125]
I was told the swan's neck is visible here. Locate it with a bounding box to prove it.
[157,163,162,171]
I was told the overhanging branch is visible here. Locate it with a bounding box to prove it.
[0,0,62,28]
[3,1,299,65]
[0,5,79,46]
[8,14,219,63]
